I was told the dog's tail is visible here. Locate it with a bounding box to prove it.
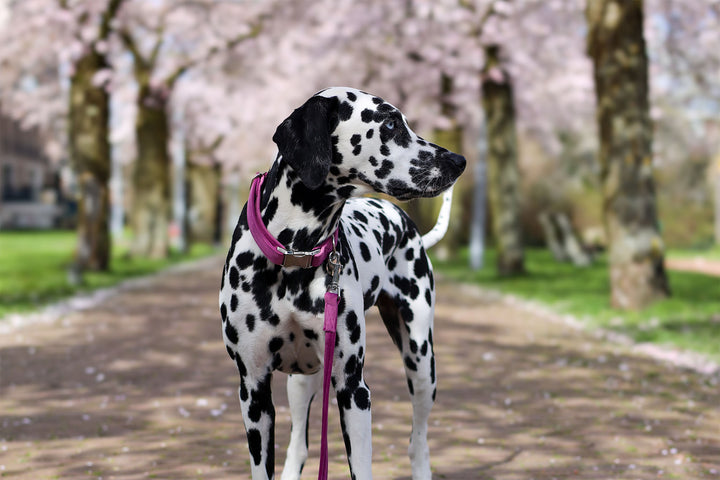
[421,186,454,249]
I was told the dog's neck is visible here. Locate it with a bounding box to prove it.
[257,158,346,252]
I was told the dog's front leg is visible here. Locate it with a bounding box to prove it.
[281,371,322,480]
[237,365,276,480]
[334,304,373,480]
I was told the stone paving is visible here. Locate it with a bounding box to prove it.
[1,256,718,479]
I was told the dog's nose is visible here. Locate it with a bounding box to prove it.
[447,153,466,173]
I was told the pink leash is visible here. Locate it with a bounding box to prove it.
[245,173,341,480]
[319,253,341,480]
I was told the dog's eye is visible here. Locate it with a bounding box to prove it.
[385,120,395,130]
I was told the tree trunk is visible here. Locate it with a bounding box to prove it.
[187,161,222,245]
[68,49,111,273]
[587,0,670,309]
[714,154,720,245]
[131,82,171,258]
[481,45,525,276]
[539,212,569,262]
[406,73,469,258]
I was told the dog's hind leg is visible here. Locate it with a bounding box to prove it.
[281,371,322,480]
[377,268,436,480]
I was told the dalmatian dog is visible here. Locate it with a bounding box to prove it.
[219,87,466,480]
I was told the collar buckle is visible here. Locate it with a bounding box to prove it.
[278,246,320,268]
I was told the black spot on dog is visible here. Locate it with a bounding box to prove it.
[247,429,262,466]
[361,109,374,123]
[372,96,383,105]
[380,144,390,156]
[346,311,359,331]
[246,314,256,332]
[303,329,319,340]
[393,275,419,300]
[425,288,432,307]
[338,185,355,198]
[350,134,361,146]
[359,242,371,262]
[352,144,362,156]
[347,91,357,101]
[373,230,382,245]
[404,355,417,371]
[414,254,430,278]
[421,340,428,356]
[351,224,363,238]
[353,211,368,224]
[264,197,278,223]
[225,322,239,344]
[375,159,393,179]
[350,323,362,344]
[339,101,353,121]
[366,129,374,139]
[339,408,352,457]
[354,387,370,410]
[378,213,390,230]
[368,155,378,167]
[230,294,238,312]
[236,251,254,269]
[405,249,415,261]
[388,178,410,195]
[407,378,414,395]
[388,257,397,270]
[409,339,418,354]
[226,345,235,360]
[235,356,248,376]
[229,266,240,289]
[277,228,294,246]
[220,303,227,323]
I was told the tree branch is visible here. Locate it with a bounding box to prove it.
[165,19,264,88]
[119,29,149,70]
[99,0,127,40]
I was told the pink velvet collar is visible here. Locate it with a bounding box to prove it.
[247,173,339,268]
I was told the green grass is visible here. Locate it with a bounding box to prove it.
[433,248,720,360]
[0,230,217,318]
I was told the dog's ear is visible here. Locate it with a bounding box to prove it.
[272,96,339,190]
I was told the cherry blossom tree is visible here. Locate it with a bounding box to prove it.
[115,0,268,258]
[587,0,671,309]
[645,0,720,245]
[0,0,125,276]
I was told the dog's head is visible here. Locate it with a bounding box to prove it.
[272,87,466,200]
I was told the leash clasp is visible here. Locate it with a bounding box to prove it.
[327,251,342,294]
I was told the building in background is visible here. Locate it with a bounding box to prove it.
[0,110,68,228]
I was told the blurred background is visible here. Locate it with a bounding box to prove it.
[0,0,718,355]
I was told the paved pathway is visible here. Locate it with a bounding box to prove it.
[1,257,718,479]
[667,257,720,277]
